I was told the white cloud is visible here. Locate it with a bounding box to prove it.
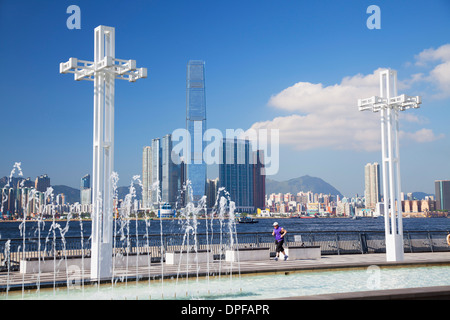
[415,44,450,66]
[414,44,450,98]
[400,128,445,143]
[247,65,444,153]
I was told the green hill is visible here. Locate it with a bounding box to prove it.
[266,175,343,197]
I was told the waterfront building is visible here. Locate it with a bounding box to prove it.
[157,202,176,218]
[151,138,162,205]
[253,150,265,210]
[162,134,180,207]
[435,180,450,211]
[81,174,90,189]
[219,138,255,213]
[80,174,91,206]
[402,199,437,216]
[206,178,219,208]
[186,60,207,203]
[149,135,183,208]
[0,187,15,217]
[142,146,152,209]
[35,174,50,193]
[20,177,34,189]
[179,158,186,207]
[364,163,381,209]
[80,189,91,206]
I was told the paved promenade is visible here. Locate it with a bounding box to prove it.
[1,252,450,298]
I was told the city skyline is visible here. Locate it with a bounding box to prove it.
[1,1,450,197]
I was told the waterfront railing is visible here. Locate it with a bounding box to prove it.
[1,230,449,271]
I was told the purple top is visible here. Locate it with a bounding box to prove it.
[273,227,283,242]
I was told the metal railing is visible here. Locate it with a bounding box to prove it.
[1,230,449,271]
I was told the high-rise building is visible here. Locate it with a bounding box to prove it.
[219,138,254,213]
[35,174,50,193]
[142,146,152,209]
[80,174,91,206]
[186,60,207,203]
[81,174,90,189]
[364,163,381,209]
[149,135,183,208]
[0,187,15,216]
[179,158,186,208]
[435,180,450,211]
[253,150,265,210]
[162,134,180,207]
[206,178,219,208]
[151,138,162,205]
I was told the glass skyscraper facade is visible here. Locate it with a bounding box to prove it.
[80,174,91,206]
[186,60,206,202]
[151,138,162,205]
[219,138,255,213]
[252,150,266,210]
[146,135,182,208]
[162,134,180,206]
[435,180,450,211]
[142,146,152,209]
[364,162,381,209]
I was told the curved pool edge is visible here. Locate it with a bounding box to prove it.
[270,285,450,300]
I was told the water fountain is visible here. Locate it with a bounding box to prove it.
[0,25,245,299]
[3,163,450,300]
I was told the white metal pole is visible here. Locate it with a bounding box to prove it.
[387,107,397,235]
[394,108,403,236]
[358,68,420,262]
[60,25,147,281]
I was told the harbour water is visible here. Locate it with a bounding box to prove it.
[1,217,449,240]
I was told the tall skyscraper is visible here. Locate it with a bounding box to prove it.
[435,180,450,211]
[142,146,152,209]
[219,138,254,213]
[253,150,266,210]
[162,134,180,207]
[149,135,183,208]
[186,60,207,203]
[81,174,91,189]
[80,174,91,205]
[364,163,381,209]
[151,138,162,205]
[206,178,219,208]
[35,174,50,193]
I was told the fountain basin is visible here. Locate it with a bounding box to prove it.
[166,250,213,265]
[225,247,270,262]
[20,253,152,274]
[281,246,321,260]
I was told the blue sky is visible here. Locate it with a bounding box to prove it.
[0,0,449,197]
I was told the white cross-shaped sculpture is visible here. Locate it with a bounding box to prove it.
[60,25,147,280]
[358,69,421,262]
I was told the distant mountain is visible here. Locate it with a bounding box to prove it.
[52,184,143,204]
[266,175,343,197]
[0,176,7,188]
[411,192,434,200]
[52,185,80,204]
